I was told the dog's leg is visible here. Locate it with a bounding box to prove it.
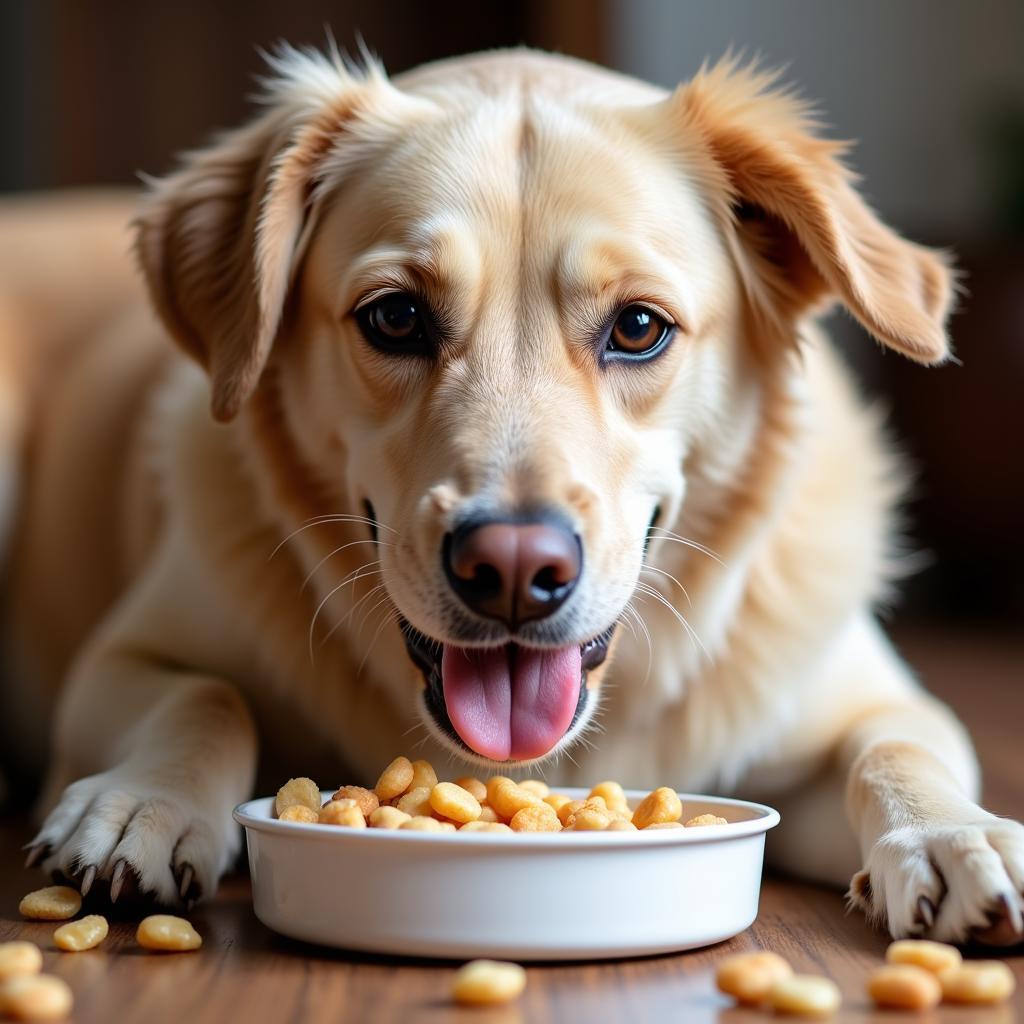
[28,651,257,906]
[841,707,1024,945]
[763,624,1024,945]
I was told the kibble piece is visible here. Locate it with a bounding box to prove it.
[488,779,542,820]
[685,813,728,827]
[375,756,414,801]
[19,887,81,922]
[53,915,109,953]
[396,786,433,817]
[557,800,586,826]
[543,793,573,814]
[453,776,487,802]
[510,805,562,832]
[459,821,513,834]
[867,964,940,1010]
[399,815,446,832]
[518,780,550,797]
[369,806,411,829]
[631,787,682,830]
[330,785,379,818]
[885,938,961,974]
[0,974,73,1021]
[768,975,841,1017]
[0,942,42,982]
[136,915,202,952]
[486,775,515,803]
[430,782,482,824]
[939,961,1015,1005]
[606,819,638,831]
[644,821,684,830]
[408,759,439,791]
[452,959,527,1006]
[716,950,793,1005]
[477,804,500,823]
[278,804,318,823]
[274,777,321,817]
[566,807,611,831]
[589,781,629,812]
[318,800,366,828]
[562,796,607,824]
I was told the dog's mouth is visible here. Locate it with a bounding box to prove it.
[400,619,616,762]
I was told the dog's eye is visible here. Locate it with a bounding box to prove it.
[356,293,431,354]
[606,305,673,360]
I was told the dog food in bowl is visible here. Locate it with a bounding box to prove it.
[235,757,780,959]
[272,758,740,834]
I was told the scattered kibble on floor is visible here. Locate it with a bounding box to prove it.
[0,973,73,1021]
[0,941,43,983]
[715,937,1015,1018]
[136,915,202,952]
[17,887,81,922]
[451,959,527,1006]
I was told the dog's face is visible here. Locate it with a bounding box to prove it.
[137,49,952,768]
[285,89,739,764]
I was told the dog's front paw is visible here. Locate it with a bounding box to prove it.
[848,816,1024,945]
[25,771,239,906]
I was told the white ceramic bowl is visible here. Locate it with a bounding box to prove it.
[234,789,779,960]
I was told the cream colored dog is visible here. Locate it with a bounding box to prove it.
[1,46,1021,943]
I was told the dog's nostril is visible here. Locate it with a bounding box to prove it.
[467,562,502,594]
[443,517,582,628]
[531,565,567,598]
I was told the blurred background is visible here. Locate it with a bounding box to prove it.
[1,0,1022,633]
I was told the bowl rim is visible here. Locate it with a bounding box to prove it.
[234,788,780,848]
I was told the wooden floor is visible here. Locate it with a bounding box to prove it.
[1,626,1021,1023]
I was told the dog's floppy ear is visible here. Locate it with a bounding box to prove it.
[665,58,955,363]
[135,46,425,421]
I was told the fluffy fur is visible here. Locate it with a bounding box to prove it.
[0,47,1021,942]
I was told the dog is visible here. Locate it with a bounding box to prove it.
[1,45,1021,944]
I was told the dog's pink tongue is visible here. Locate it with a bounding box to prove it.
[441,644,582,761]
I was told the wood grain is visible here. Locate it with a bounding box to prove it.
[1,625,1021,1023]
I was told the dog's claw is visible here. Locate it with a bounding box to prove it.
[971,893,1024,947]
[23,843,49,869]
[173,861,201,905]
[916,895,936,930]
[79,864,97,897]
[177,863,195,903]
[110,859,129,903]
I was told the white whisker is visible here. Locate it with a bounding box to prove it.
[634,581,711,663]
[301,538,391,592]
[640,563,693,607]
[356,604,400,679]
[647,527,725,566]
[319,578,392,649]
[355,592,397,642]
[623,600,654,687]
[269,511,397,561]
[308,561,384,662]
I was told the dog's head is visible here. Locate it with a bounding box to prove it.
[136,47,953,768]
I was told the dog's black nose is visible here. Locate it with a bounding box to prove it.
[444,517,582,628]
